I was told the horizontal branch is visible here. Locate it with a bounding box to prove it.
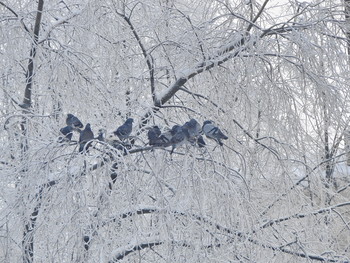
[259,201,350,229]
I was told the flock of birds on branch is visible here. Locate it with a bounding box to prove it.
[59,113,228,154]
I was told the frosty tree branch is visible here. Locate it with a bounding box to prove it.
[100,207,345,262]
[116,10,156,103]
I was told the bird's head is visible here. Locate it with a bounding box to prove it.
[98,128,106,134]
[189,119,199,126]
[203,120,212,126]
[171,125,182,133]
[67,113,74,118]
[126,118,134,123]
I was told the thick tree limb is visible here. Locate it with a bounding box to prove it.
[23,180,57,263]
[156,35,247,106]
[109,239,163,262]
[22,0,44,108]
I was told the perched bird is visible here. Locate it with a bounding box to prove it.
[182,118,202,144]
[202,120,228,146]
[155,129,174,147]
[59,125,74,142]
[79,123,94,152]
[97,129,106,142]
[114,118,133,140]
[147,126,162,146]
[66,113,84,129]
[197,135,206,148]
[183,119,201,138]
[170,126,189,154]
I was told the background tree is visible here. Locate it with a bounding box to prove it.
[1,0,350,262]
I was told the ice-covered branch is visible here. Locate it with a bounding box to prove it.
[0,1,30,33]
[156,35,247,106]
[117,11,156,102]
[259,201,350,230]
[95,207,343,262]
[109,238,163,262]
[23,180,57,263]
[38,10,82,44]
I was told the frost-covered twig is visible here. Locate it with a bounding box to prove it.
[116,10,155,102]
[258,201,350,230]
[38,10,82,44]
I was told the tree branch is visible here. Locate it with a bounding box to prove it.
[117,11,156,103]
[0,1,30,33]
[100,207,343,262]
[22,0,44,108]
[259,201,350,230]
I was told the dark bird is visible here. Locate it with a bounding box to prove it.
[114,118,133,140]
[183,119,201,138]
[59,125,74,142]
[202,120,228,146]
[147,126,162,146]
[170,126,189,154]
[182,118,202,144]
[154,129,173,147]
[79,123,94,152]
[66,113,83,129]
[197,135,206,148]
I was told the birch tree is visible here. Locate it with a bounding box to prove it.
[1,0,350,262]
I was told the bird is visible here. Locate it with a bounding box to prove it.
[154,128,174,147]
[66,113,84,129]
[114,118,133,140]
[79,123,94,152]
[147,126,162,146]
[59,125,74,142]
[97,129,106,142]
[202,120,228,146]
[170,126,189,154]
[182,118,202,143]
[197,135,206,148]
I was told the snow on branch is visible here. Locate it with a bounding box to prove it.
[156,34,247,106]
[38,9,82,44]
[259,201,350,230]
[100,207,345,262]
[109,237,163,262]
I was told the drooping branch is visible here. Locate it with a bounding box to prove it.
[99,207,344,262]
[0,1,30,33]
[259,201,350,230]
[38,10,82,45]
[260,152,347,217]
